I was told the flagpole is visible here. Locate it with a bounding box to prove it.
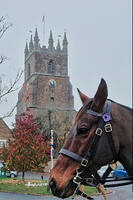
[42,14,45,46]
[50,129,54,169]
[0,77,2,100]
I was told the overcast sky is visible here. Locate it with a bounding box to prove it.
[0,0,132,128]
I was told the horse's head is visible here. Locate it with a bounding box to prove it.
[49,79,118,198]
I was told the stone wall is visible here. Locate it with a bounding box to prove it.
[25,51,68,81]
[17,74,74,113]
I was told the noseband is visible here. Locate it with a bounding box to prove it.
[59,100,133,199]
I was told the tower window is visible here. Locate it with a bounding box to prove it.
[50,97,54,107]
[0,140,6,148]
[48,60,54,73]
[28,63,31,77]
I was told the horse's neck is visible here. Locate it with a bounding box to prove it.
[113,103,132,176]
[119,150,132,176]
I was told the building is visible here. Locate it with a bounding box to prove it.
[0,119,11,148]
[17,28,76,139]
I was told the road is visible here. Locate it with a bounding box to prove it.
[0,192,80,200]
[17,172,49,181]
[0,184,133,200]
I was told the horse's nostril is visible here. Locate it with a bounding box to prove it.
[49,178,57,190]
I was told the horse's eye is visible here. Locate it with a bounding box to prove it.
[78,128,89,134]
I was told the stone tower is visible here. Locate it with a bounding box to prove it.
[17,28,76,137]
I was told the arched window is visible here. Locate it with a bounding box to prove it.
[28,63,30,77]
[48,59,54,73]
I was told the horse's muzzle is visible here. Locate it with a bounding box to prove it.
[49,178,75,198]
[49,178,60,196]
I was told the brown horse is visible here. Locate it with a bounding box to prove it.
[49,79,132,198]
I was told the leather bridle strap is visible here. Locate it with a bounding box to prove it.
[103,101,117,163]
[76,102,108,174]
[86,110,103,117]
[85,116,105,161]
[76,116,105,184]
[59,149,83,163]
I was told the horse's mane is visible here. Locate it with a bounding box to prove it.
[73,100,93,123]
[74,99,132,123]
[108,99,132,112]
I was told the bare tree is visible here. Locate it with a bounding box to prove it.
[0,16,23,119]
[0,16,12,64]
[0,70,23,100]
[0,70,23,119]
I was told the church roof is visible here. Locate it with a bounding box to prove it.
[0,119,11,140]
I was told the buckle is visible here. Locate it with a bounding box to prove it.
[73,175,82,184]
[86,178,94,184]
[81,159,88,167]
[95,128,103,136]
[105,123,112,133]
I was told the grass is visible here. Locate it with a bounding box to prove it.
[0,178,97,196]
[0,178,51,196]
[84,186,97,195]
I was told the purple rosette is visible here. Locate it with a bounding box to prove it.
[102,113,111,122]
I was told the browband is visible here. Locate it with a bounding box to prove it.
[86,110,102,117]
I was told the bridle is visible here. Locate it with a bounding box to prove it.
[59,100,133,199]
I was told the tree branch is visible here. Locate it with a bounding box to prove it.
[1,104,17,119]
[0,55,7,64]
[0,16,12,65]
[0,16,12,40]
[0,70,23,99]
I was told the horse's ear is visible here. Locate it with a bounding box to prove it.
[91,79,108,112]
[77,88,90,105]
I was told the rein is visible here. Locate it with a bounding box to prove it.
[59,100,133,199]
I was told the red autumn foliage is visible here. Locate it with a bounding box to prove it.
[6,112,50,180]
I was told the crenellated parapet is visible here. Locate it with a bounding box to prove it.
[24,29,68,61]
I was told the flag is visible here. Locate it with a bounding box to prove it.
[51,130,54,158]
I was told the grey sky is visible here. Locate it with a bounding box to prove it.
[0,0,132,128]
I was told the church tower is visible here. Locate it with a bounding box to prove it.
[17,28,76,137]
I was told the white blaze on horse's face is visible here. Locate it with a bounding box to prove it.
[49,79,114,198]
